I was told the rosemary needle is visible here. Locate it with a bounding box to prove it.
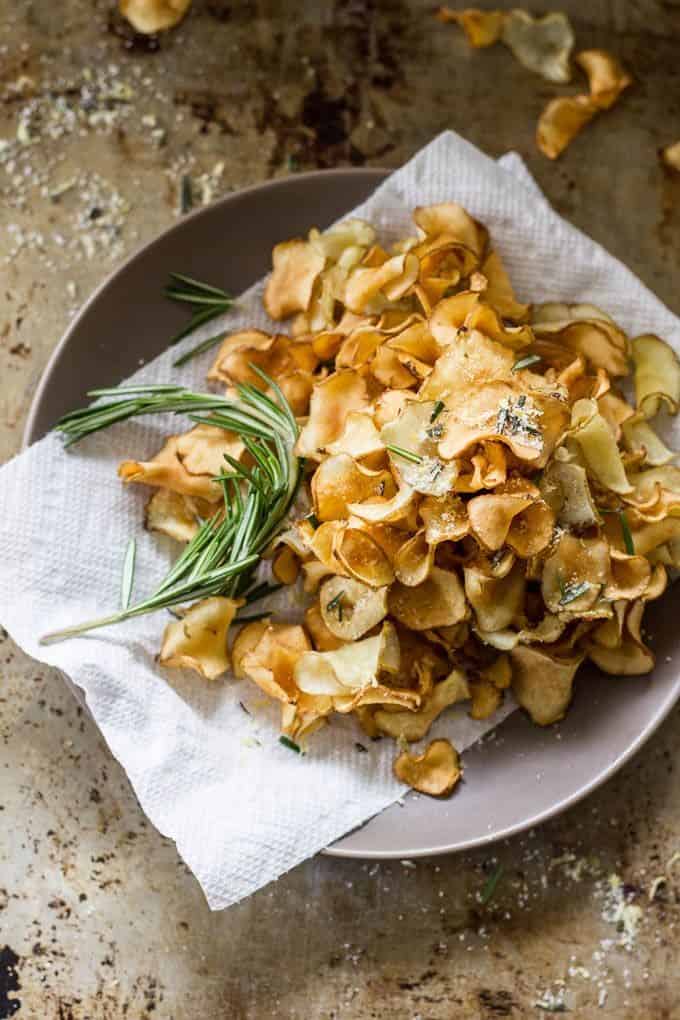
[120,538,137,611]
[386,443,423,465]
[165,272,233,346]
[172,330,227,368]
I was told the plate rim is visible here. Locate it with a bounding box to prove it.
[22,167,680,861]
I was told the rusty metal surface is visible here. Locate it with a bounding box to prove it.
[1,1,679,1017]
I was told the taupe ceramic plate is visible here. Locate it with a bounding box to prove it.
[24,170,680,859]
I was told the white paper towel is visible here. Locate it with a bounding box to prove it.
[2,131,679,911]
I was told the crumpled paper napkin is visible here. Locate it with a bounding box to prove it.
[2,131,679,911]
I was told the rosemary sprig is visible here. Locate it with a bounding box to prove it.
[165,272,233,346]
[326,590,345,622]
[172,330,227,368]
[41,368,301,644]
[120,538,137,611]
[598,507,635,555]
[386,443,423,465]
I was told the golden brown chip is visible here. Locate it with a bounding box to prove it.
[373,669,469,742]
[393,530,434,587]
[296,371,370,460]
[393,739,462,797]
[464,560,526,633]
[232,619,270,679]
[264,239,325,320]
[468,677,502,720]
[312,454,395,522]
[319,576,388,641]
[304,604,345,652]
[119,425,243,503]
[335,526,395,588]
[536,95,597,160]
[159,597,243,680]
[501,9,574,83]
[295,621,404,701]
[510,644,583,725]
[389,566,467,631]
[437,7,505,47]
[575,49,632,110]
[662,141,680,173]
[145,488,201,543]
[325,411,385,460]
[120,0,191,33]
[272,545,300,586]
[344,253,419,315]
[480,250,530,321]
[239,623,312,703]
[542,533,610,615]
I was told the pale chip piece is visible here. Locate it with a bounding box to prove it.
[569,398,633,495]
[239,623,312,703]
[468,677,502,720]
[120,0,191,33]
[631,334,680,418]
[296,371,370,460]
[393,739,462,797]
[501,9,574,83]
[312,454,395,522]
[510,644,583,725]
[159,596,243,680]
[575,49,632,110]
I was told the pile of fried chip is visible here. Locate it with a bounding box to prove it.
[122,203,680,797]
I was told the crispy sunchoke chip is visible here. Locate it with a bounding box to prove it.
[145,488,202,543]
[468,677,502,720]
[295,622,415,713]
[542,533,610,614]
[437,7,505,48]
[622,417,675,467]
[532,307,628,377]
[480,250,529,322]
[536,95,596,160]
[631,334,680,418]
[662,141,680,173]
[119,0,191,33]
[320,576,388,641]
[393,739,462,797]
[296,371,370,460]
[585,596,656,676]
[159,597,242,680]
[335,526,395,588]
[501,9,574,83]
[467,482,554,556]
[305,604,345,652]
[420,492,469,545]
[264,239,325,320]
[575,49,632,110]
[381,402,458,496]
[569,398,633,495]
[231,619,270,679]
[510,644,583,725]
[464,560,526,633]
[389,567,467,631]
[373,669,469,742]
[344,253,420,315]
[540,461,599,529]
[326,411,385,460]
[312,454,395,522]
[119,425,243,503]
[238,623,311,704]
[347,483,417,525]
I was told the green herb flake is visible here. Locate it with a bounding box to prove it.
[480,863,504,905]
[355,742,368,753]
[326,590,345,621]
[430,400,445,423]
[279,735,302,754]
[180,174,193,215]
[512,353,541,373]
[386,443,423,465]
[173,330,227,368]
[558,579,592,606]
[619,510,635,555]
[306,513,320,529]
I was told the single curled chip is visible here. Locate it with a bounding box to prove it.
[631,334,680,418]
[393,738,462,797]
[502,9,574,83]
[536,95,597,160]
[120,0,191,33]
[510,644,583,725]
[159,596,243,680]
